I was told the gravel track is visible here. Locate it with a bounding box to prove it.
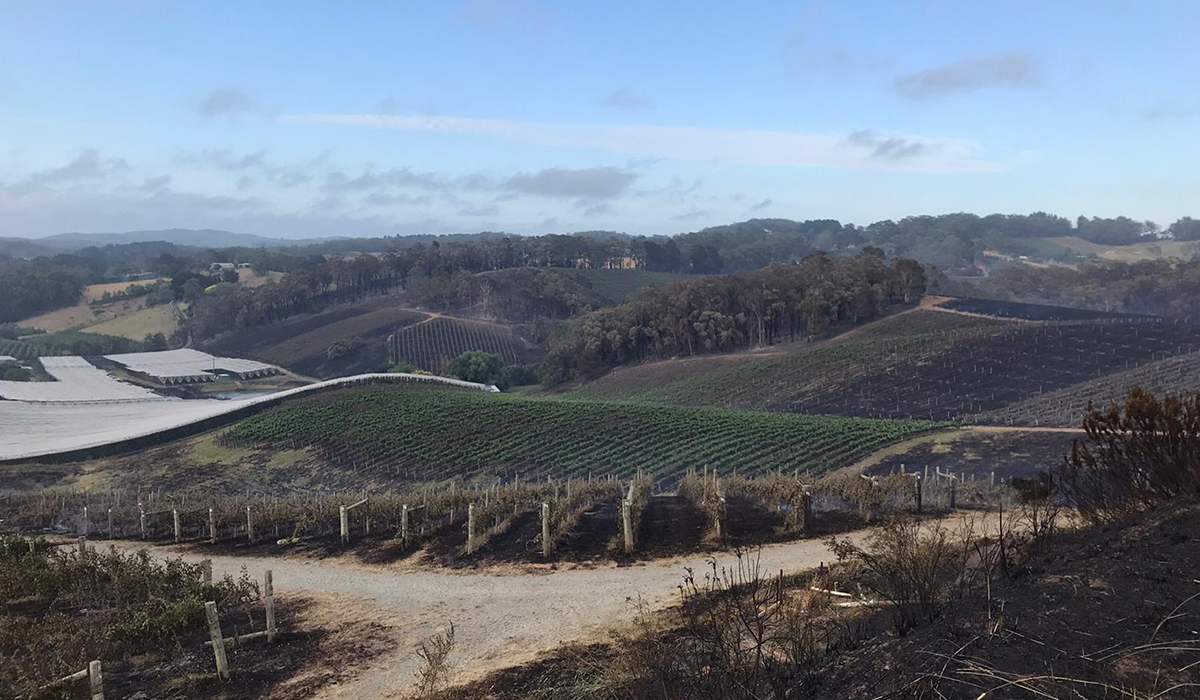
[126,530,880,698]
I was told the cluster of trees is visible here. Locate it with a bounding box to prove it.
[944,259,1200,318]
[188,255,399,342]
[0,259,88,323]
[440,350,540,390]
[542,251,926,383]
[406,268,612,323]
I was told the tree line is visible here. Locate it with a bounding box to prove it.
[542,250,926,384]
[934,258,1200,318]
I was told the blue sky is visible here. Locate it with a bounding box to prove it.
[2,0,1198,239]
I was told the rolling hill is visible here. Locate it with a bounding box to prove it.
[34,228,336,249]
[562,299,1200,426]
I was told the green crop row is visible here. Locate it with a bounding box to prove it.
[225,383,946,479]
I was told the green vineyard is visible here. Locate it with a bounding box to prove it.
[0,338,67,360]
[388,316,523,372]
[224,383,946,482]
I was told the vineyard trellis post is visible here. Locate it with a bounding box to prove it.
[948,478,957,509]
[107,508,113,538]
[541,502,551,557]
[622,498,633,554]
[88,660,104,700]
[467,503,476,554]
[401,504,409,547]
[914,475,923,514]
[201,558,212,585]
[246,506,255,545]
[82,506,89,537]
[208,507,216,544]
[205,601,230,681]
[264,569,276,643]
[139,503,146,540]
[173,509,181,543]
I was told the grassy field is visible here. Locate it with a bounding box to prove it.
[1048,235,1200,262]
[82,302,178,340]
[19,295,149,333]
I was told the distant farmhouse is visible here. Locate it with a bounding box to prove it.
[209,262,252,273]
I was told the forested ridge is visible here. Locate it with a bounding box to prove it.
[935,258,1200,318]
[543,251,926,383]
[6,209,1200,340]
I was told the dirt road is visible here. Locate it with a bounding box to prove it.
[132,532,874,698]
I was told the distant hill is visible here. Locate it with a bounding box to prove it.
[34,228,338,250]
[0,236,57,258]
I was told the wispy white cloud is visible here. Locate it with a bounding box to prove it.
[197,87,258,117]
[894,52,1038,100]
[283,113,998,173]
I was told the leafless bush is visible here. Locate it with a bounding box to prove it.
[827,517,975,633]
[1062,387,1200,522]
[603,551,842,700]
[411,622,456,699]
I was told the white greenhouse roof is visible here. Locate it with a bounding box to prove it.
[0,372,499,461]
[0,356,168,403]
[0,356,16,363]
[104,349,278,383]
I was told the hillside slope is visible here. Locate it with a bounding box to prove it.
[565,304,1200,425]
[5,383,944,492]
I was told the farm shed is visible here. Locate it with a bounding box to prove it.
[0,356,167,403]
[104,349,280,384]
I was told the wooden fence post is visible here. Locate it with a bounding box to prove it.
[339,506,349,546]
[714,496,724,541]
[139,504,146,540]
[914,475,923,514]
[401,504,409,547]
[622,499,633,554]
[209,508,216,544]
[205,601,230,681]
[173,509,181,543]
[78,536,87,556]
[201,558,212,585]
[246,506,255,545]
[800,491,812,534]
[264,570,276,643]
[107,508,113,539]
[542,502,551,557]
[948,479,957,509]
[88,660,104,700]
[467,503,476,554]
[82,506,89,537]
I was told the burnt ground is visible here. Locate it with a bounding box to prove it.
[863,429,1075,481]
[11,596,396,700]
[635,495,707,558]
[442,496,1200,700]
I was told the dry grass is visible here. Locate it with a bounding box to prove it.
[83,303,178,340]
